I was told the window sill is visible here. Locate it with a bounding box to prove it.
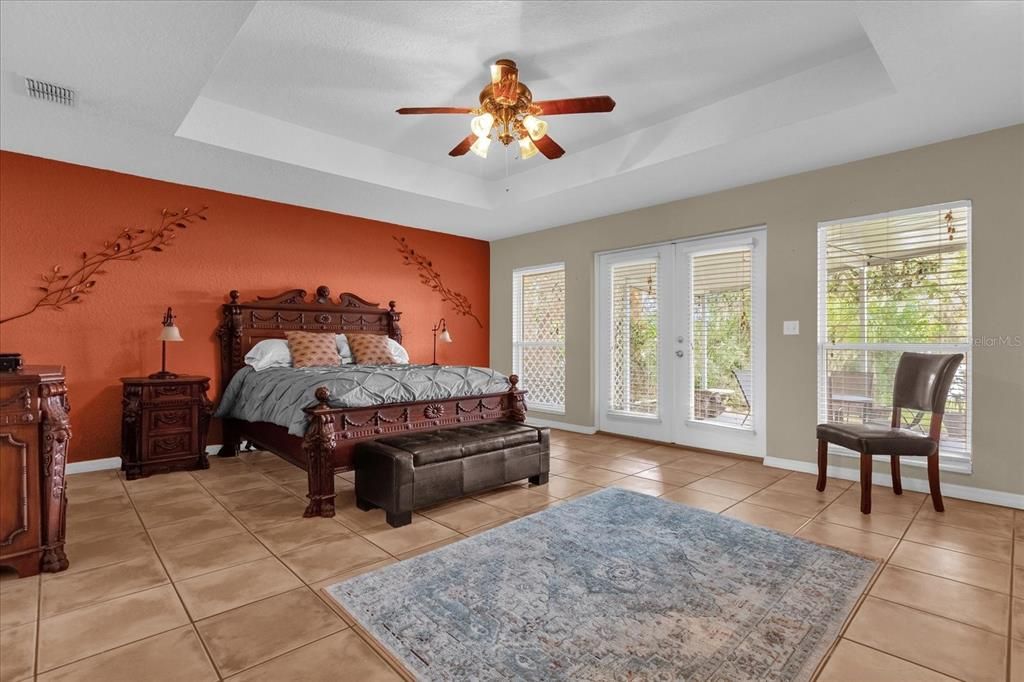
[529,406,566,416]
[604,410,661,422]
[826,444,973,475]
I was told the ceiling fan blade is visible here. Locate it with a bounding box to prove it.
[490,59,519,105]
[533,135,565,159]
[449,134,477,157]
[396,107,474,115]
[533,96,616,115]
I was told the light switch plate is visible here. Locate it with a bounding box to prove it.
[783,320,800,335]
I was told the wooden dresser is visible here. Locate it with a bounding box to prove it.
[120,375,212,479]
[0,365,71,577]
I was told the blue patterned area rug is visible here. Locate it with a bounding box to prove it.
[326,488,878,681]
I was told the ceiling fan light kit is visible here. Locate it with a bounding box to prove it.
[397,58,615,161]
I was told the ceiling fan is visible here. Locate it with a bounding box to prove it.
[396,58,615,161]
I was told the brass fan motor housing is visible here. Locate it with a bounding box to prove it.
[477,62,539,146]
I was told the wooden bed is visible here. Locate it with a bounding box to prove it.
[216,286,526,518]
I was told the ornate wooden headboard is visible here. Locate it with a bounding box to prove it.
[216,286,402,390]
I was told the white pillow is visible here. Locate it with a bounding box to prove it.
[244,339,291,371]
[335,334,353,362]
[387,338,410,364]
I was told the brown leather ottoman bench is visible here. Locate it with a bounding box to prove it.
[353,422,550,527]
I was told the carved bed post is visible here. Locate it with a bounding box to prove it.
[387,301,403,344]
[39,382,71,572]
[508,374,527,423]
[216,290,243,457]
[302,387,338,518]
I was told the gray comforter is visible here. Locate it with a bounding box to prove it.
[214,364,512,436]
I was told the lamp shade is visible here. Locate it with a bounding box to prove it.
[439,329,453,343]
[159,325,183,342]
[470,135,491,159]
[523,115,548,141]
[518,136,538,159]
[470,113,494,138]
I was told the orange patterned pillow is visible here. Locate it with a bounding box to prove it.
[285,331,341,368]
[347,333,396,365]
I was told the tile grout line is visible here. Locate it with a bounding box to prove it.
[1008,520,1016,682]
[33,473,210,680]
[809,476,929,680]
[120,473,226,681]
[182,459,378,679]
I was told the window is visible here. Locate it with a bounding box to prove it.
[609,259,660,416]
[818,201,972,464]
[690,246,754,429]
[512,264,565,413]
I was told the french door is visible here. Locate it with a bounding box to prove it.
[596,230,766,457]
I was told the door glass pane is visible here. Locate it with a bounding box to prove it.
[690,248,753,429]
[609,260,659,415]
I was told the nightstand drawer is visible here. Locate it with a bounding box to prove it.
[146,433,194,460]
[147,407,193,433]
[143,383,194,403]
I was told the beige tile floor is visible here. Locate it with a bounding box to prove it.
[1,430,1021,681]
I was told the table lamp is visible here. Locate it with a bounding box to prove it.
[150,306,183,379]
[431,318,452,365]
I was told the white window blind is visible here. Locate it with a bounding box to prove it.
[512,264,565,412]
[818,201,972,461]
[609,259,660,416]
[690,247,754,429]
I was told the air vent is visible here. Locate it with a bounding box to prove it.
[25,77,75,106]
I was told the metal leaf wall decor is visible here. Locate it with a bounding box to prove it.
[393,236,483,328]
[0,207,209,325]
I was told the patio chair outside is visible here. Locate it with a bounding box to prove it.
[731,368,752,426]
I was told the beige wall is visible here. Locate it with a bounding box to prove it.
[491,124,1024,497]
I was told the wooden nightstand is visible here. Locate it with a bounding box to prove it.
[120,375,212,479]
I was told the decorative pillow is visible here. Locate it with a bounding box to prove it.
[244,339,292,371]
[347,333,396,365]
[285,331,342,368]
[387,338,410,364]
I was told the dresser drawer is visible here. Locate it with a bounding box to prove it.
[147,407,193,434]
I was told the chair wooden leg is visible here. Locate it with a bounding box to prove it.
[890,456,902,495]
[816,439,828,492]
[859,453,872,514]
[928,454,944,512]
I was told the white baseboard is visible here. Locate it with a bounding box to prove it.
[66,457,121,474]
[763,455,1024,510]
[526,417,597,435]
[66,445,226,475]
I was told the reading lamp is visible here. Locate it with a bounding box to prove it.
[150,307,183,379]
[431,318,453,365]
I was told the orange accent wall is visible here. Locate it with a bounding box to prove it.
[0,151,490,463]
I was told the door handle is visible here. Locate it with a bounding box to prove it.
[675,350,684,357]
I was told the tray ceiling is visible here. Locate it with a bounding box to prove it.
[1,1,1021,239]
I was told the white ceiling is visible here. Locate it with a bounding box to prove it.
[1,1,1022,240]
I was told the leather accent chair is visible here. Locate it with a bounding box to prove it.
[354,422,549,527]
[816,352,964,514]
